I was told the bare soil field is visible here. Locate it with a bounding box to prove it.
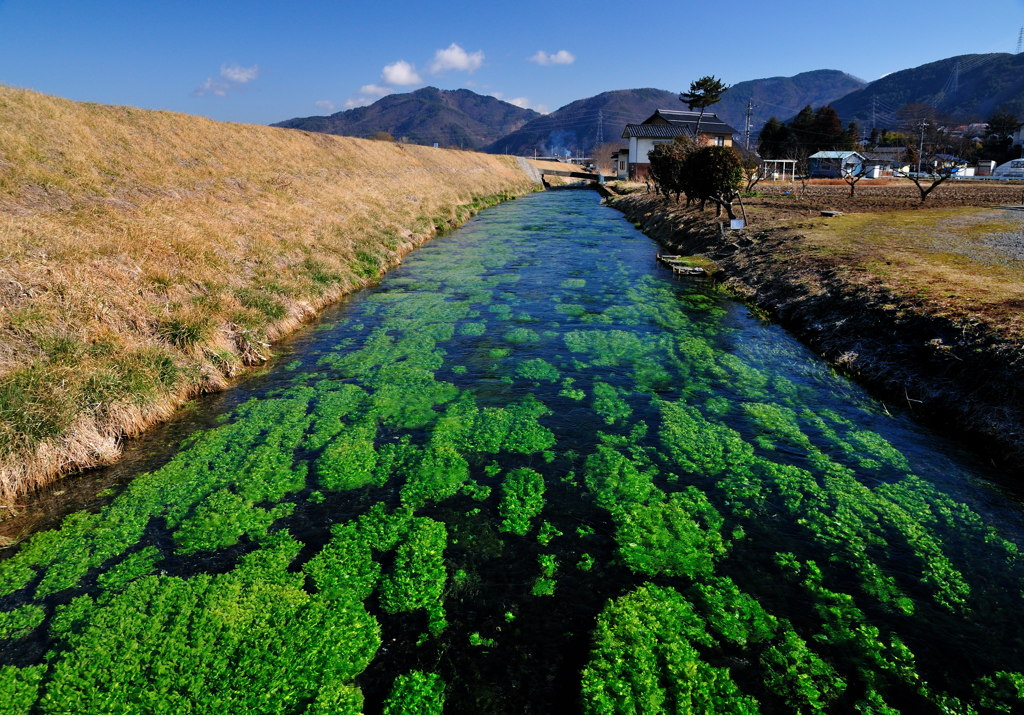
[749,180,1024,221]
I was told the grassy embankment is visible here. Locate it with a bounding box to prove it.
[0,86,538,503]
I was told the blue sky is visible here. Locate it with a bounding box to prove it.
[1,0,1022,125]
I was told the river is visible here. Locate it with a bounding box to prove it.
[1,189,1022,713]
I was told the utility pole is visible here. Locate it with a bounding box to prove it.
[917,120,928,175]
[1017,26,1023,54]
[743,100,756,151]
[596,110,604,149]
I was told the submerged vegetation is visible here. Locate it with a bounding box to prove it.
[1,190,1023,712]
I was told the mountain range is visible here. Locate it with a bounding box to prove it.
[273,53,1024,154]
[272,87,540,150]
[829,53,1024,127]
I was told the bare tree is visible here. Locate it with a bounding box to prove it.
[736,147,763,193]
[841,162,871,197]
[592,142,626,174]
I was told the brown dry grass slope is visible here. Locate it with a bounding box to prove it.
[0,86,538,503]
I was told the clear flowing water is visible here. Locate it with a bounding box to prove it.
[1,190,1023,713]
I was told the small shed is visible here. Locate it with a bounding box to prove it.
[808,151,866,178]
[762,159,797,181]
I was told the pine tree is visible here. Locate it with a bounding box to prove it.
[679,76,729,137]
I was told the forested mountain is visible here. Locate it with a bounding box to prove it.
[483,71,864,156]
[714,70,865,143]
[829,53,1024,126]
[272,87,540,150]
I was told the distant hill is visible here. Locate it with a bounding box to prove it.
[483,89,677,156]
[717,70,865,139]
[830,53,1024,126]
[272,87,540,150]
[484,71,865,156]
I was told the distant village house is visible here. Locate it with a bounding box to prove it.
[621,109,738,180]
[808,151,865,178]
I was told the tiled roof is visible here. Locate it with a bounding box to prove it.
[622,109,738,138]
[622,124,695,139]
[646,109,738,135]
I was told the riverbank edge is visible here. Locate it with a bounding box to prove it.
[2,185,539,512]
[607,192,1024,473]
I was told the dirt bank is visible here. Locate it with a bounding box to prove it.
[0,86,540,504]
[609,190,1024,473]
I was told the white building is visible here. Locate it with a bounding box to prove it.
[621,109,738,180]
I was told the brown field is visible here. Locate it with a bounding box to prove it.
[0,86,537,504]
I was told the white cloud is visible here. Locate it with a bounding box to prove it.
[430,43,484,74]
[491,93,548,114]
[359,84,393,97]
[341,83,395,110]
[192,77,230,97]
[220,63,259,83]
[381,60,421,86]
[528,50,575,66]
[315,100,338,113]
[193,61,259,98]
[344,97,376,109]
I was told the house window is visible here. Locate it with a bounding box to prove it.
[713,136,724,147]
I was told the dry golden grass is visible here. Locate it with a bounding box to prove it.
[0,86,538,503]
[799,208,1024,336]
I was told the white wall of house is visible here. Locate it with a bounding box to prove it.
[628,137,674,166]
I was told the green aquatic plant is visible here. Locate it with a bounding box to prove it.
[315,417,379,490]
[172,490,295,555]
[95,546,162,592]
[35,532,380,714]
[382,671,446,715]
[498,467,546,536]
[0,605,45,640]
[458,321,487,336]
[614,488,728,579]
[468,632,497,647]
[303,522,381,601]
[592,381,632,425]
[558,377,586,401]
[515,358,560,383]
[760,630,846,713]
[537,521,562,546]
[582,445,655,511]
[378,517,448,633]
[581,584,759,714]
[503,327,540,345]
